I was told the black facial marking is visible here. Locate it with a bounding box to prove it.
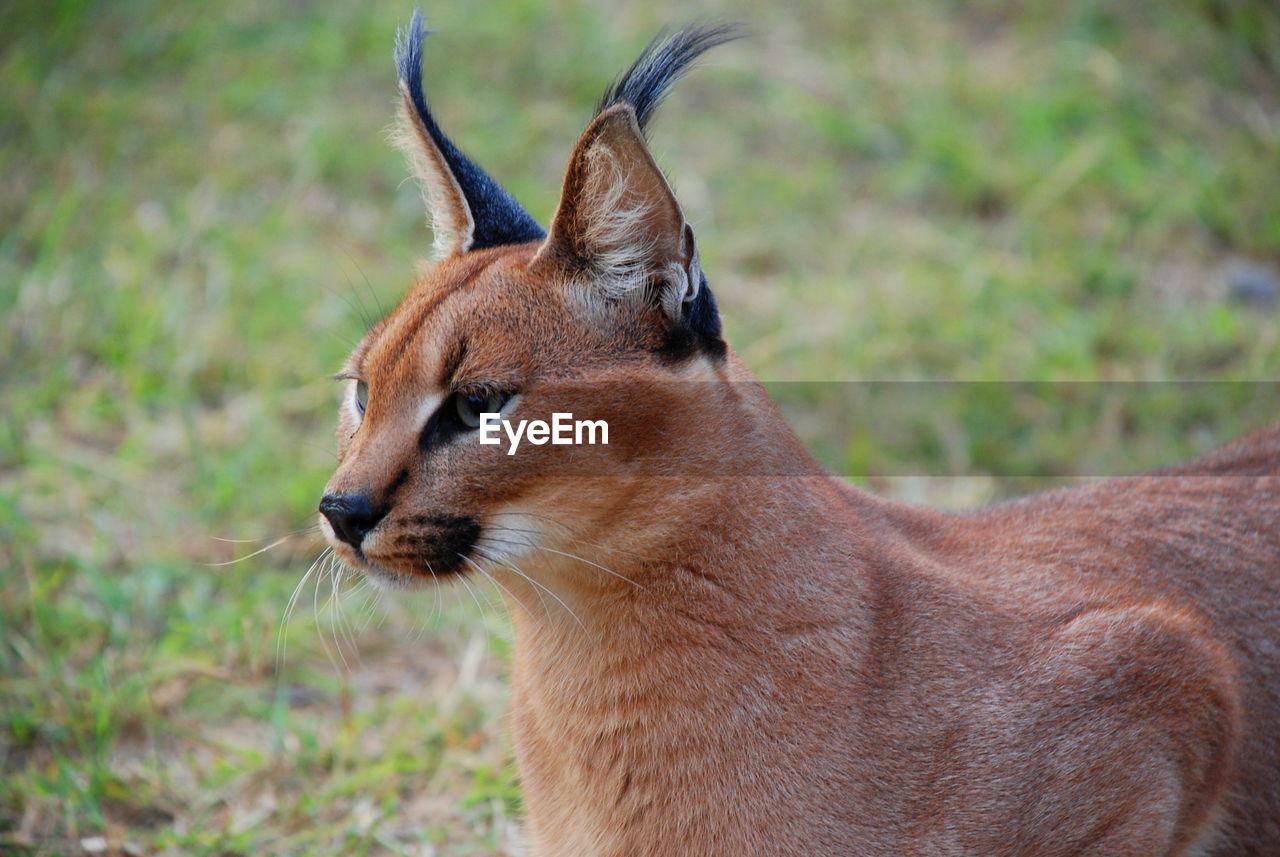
[439,338,469,388]
[418,405,445,452]
[395,514,482,576]
[383,467,410,503]
[407,514,475,527]
[418,396,474,452]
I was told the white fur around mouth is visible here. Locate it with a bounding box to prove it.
[360,561,437,591]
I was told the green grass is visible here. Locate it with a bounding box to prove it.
[2,0,1277,854]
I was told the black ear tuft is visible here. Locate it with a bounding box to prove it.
[596,23,742,133]
[395,10,545,249]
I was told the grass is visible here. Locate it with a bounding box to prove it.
[1,0,1277,854]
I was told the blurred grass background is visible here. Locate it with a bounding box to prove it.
[2,0,1277,854]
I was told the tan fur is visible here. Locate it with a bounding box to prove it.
[320,77,1280,857]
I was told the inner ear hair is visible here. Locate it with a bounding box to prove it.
[390,83,475,259]
[535,105,700,322]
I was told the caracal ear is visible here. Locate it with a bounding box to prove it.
[392,78,474,259]
[533,104,702,320]
[391,11,545,260]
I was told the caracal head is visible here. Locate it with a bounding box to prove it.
[318,17,737,591]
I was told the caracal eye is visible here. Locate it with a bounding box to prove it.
[454,391,510,429]
[355,380,369,415]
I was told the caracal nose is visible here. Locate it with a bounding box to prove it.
[319,492,387,549]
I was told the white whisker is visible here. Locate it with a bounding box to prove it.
[208,527,321,566]
[472,546,584,629]
[448,558,495,661]
[277,546,332,667]
[213,524,321,545]
[455,552,522,620]
[484,535,645,590]
[326,558,363,667]
[487,511,658,563]
[313,552,349,673]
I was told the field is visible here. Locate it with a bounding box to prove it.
[2,0,1278,854]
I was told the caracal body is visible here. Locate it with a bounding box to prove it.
[317,15,1280,856]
